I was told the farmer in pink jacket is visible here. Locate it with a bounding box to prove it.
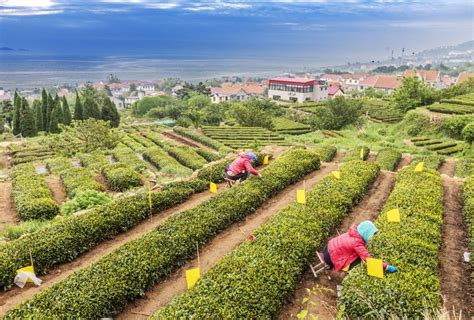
[321,221,398,273]
[225,153,261,182]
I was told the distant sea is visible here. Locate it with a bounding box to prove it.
[0,53,328,89]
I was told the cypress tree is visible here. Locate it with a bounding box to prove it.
[101,97,120,128]
[41,88,48,131]
[46,93,54,132]
[0,116,4,134]
[55,95,64,124]
[49,105,60,133]
[74,91,83,120]
[33,99,43,131]
[12,91,21,135]
[62,96,72,125]
[83,96,101,119]
[19,98,37,137]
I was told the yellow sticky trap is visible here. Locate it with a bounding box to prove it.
[17,265,35,283]
[360,148,364,160]
[414,162,424,172]
[263,155,269,165]
[387,208,400,222]
[332,171,341,179]
[296,190,306,204]
[366,258,384,278]
[185,267,200,289]
[209,182,217,194]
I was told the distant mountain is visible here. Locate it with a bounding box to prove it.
[0,47,14,51]
[414,40,473,60]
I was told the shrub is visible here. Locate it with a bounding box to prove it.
[462,176,474,291]
[193,148,222,162]
[344,146,370,162]
[375,148,402,171]
[173,126,230,152]
[462,122,474,145]
[1,220,50,241]
[402,111,430,136]
[341,167,443,318]
[101,163,143,191]
[4,149,320,318]
[162,145,208,170]
[153,161,379,319]
[77,151,109,173]
[312,144,337,162]
[440,115,474,139]
[111,143,147,173]
[61,190,111,215]
[143,147,193,176]
[412,155,444,170]
[11,163,59,220]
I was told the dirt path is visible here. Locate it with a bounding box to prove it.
[278,170,396,320]
[161,131,212,151]
[45,175,67,204]
[438,176,472,318]
[116,155,345,319]
[0,182,16,232]
[367,152,377,163]
[439,158,456,177]
[395,154,412,172]
[0,184,228,317]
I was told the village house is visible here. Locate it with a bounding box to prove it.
[456,72,474,85]
[210,82,266,104]
[267,77,328,103]
[328,84,344,99]
[359,75,401,93]
[403,69,441,89]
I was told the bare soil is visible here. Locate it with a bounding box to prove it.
[161,131,203,149]
[116,157,344,319]
[0,182,16,232]
[438,176,472,318]
[395,154,412,171]
[367,152,377,163]
[0,184,226,317]
[439,158,457,178]
[45,175,67,204]
[404,139,415,148]
[278,170,396,320]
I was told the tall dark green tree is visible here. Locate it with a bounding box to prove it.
[62,96,72,125]
[74,91,83,120]
[33,99,43,131]
[49,104,60,133]
[0,99,13,128]
[19,98,37,137]
[41,88,48,131]
[12,91,21,135]
[101,97,120,127]
[83,96,101,120]
[54,95,64,124]
[46,93,54,132]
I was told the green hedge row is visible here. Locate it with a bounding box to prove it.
[4,149,320,318]
[412,155,445,170]
[427,103,474,115]
[312,144,337,162]
[375,148,402,171]
[101,163,143,191]
[77,151,109,173]
[153,161,379,319]
[111,143,147,173]
[341,167,444,318]
[121,135,146,152]
[194,148,222,162]
[410,136,429,142]
[344,146,370,162]
[46,157,104,198]
[455,159,474,178]
[128,132,156,148]
[10,155,52,165]
[11,163,59,220]
[426,141,457,151]
[144,147,193,176]
[463,176,474,292]
[440,99,474,106]
[413,139,443,146]
[437,144,464,155]
[0,159,236,291]
[173,126,231,152]
[162,144,208,170]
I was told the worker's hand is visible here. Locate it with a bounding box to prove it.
[258,173,262,178]
[385,265,398,273]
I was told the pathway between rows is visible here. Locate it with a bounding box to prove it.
[161,131,212,151]
[116,154,345,319]
[45,175,67,205]
[0,182,15,233]
[278,170,396,319]
[395,154,413,171]
[439,158,456,178]
[438,175,472,318]
[0,183,226,317]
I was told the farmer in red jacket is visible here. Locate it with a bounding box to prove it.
[321,221,398,273]
[225,153,261,182]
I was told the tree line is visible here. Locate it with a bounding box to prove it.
[1,85,120,137]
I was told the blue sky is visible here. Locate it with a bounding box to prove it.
[0,0,472,62]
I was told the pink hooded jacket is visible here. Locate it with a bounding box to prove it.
[228,154,259,176]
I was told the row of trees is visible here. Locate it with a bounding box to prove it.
[1,86,120,137]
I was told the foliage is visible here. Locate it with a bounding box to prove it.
[173,126,230,153]
[101,163,143,191]
[154,161,379,319]
[393,77,436,113]
[344,146,370,162]
[73,91,83,121]
[272,117,311,135]
[375,148,401,171]
[440,115,474,139]
[312,144,337,162]
[100,97,120,127]
[175,82,210,99]
[202,126,287,149]
[462,122,474,145]
[62,96,72,125]
[111,143,147,173]
[427,103,474,115]
[132,96,178,116]
[11,163,59,220]
[401,111,430,136]
[162,144,208,170]
[19,98,37,137]
[194,148,222,162]
[308,96,362,130]
[1,220,50,241]
[229,103,274,129]
[12,92,21,135]
[61,190,111,215]
[82,96,101,120]
[3,149,319,318]
[412,155,444,170]
[462,176,474,291]
[143,147,193,176]
[77,151,109,173]
[341,167,443,318]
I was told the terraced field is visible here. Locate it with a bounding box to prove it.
[201,126,290,148]
[411,137,465,155]
[361,99,403,123]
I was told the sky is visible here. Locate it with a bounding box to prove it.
[0,0,473,63]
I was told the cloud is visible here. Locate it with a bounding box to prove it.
[0,0,57,7]
[184,2,252,12]
[145,3,179,9]
[0,8,63,15]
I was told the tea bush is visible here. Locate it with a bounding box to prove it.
[375,148,402,171]
[101,163,143,191]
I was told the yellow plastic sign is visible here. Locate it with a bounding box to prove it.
[360,148,364,160]
[263,155,269,165]
[387,208,400,222]
[16,265,35,283]
[209,182,217,194]
[185,267,201,289]
[332,171,341,179]
[414,162,424,172]
[296,190,306,204]
[366,258,384,278]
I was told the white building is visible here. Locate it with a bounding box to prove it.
[268,77,328,103]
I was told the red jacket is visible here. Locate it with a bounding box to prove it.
[328,225,387,271]
[228,154,259,176]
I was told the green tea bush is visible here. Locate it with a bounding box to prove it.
[143,147,193,176]
[11,164,59,220]
[463,176,474,290]
[111,143,147,173]
[61,190,111,215]
[4,149,320,318]
[162,145,208,170]
[312,144,337,162]
[412,155,444,170]
[0,220,50,241]
[173,126,231,152]
[440,115,474,139]
[194,147,222,162]
[77,151,109,173]
[101,163,143,191]
[344,146,370,162]
[375,148,402,171]
[154,161,379,319]
[341,167,443,318]
[121,135,145,152]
